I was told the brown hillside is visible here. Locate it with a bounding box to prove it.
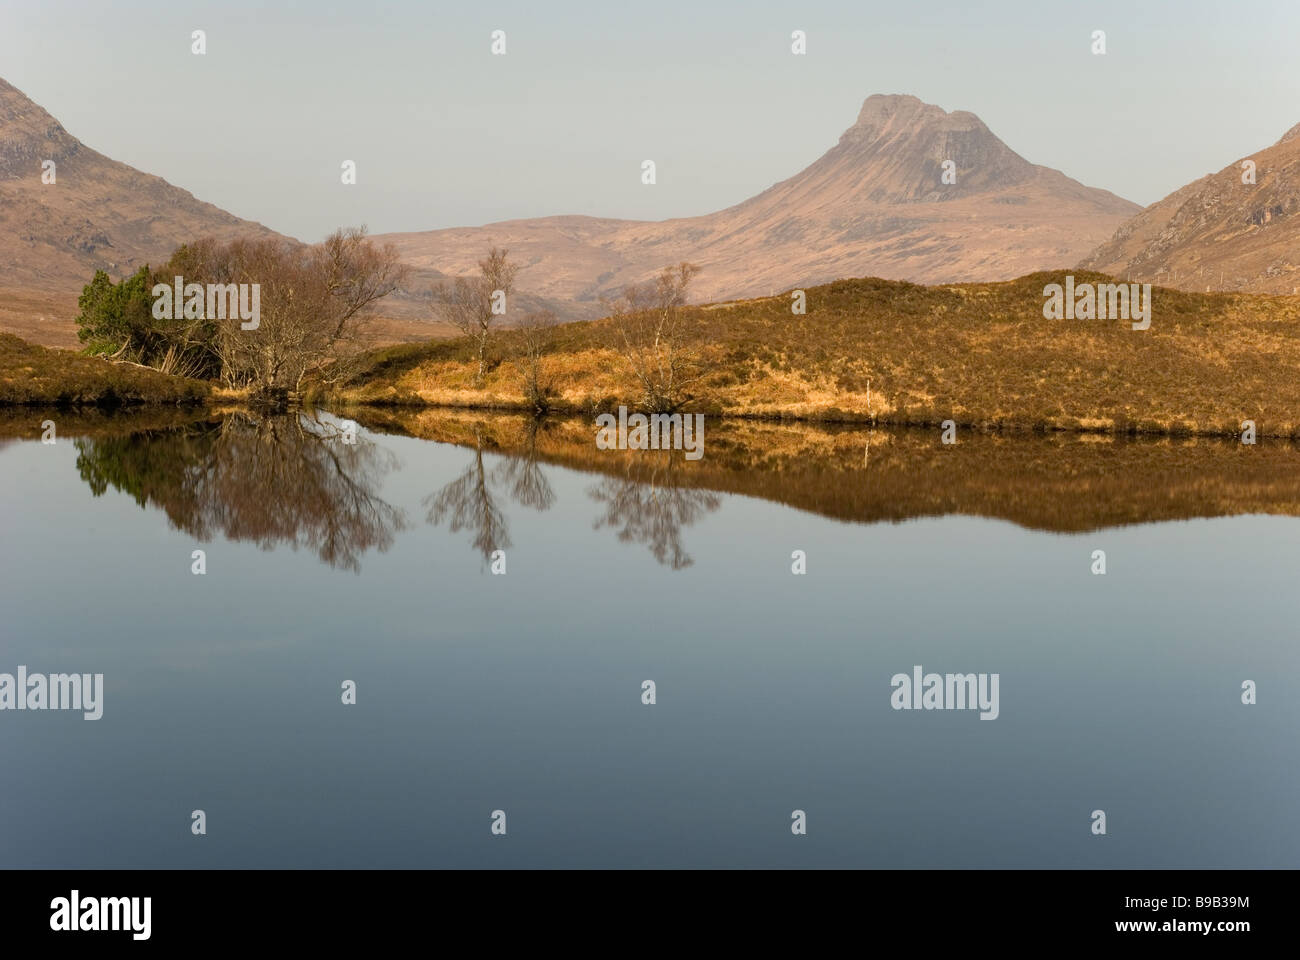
[376,94,1140,309]
[1081,122,1300,293]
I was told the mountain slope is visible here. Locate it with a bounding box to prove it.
[376,94,1140,307]
[0,77,286,289]
[1081,123,1300,293]
[0,77,289,345]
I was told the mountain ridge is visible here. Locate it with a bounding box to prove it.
[0,82,1148,346]
[1080,119,1300,293]
[374,93,1141,308]
[0,77,287,289]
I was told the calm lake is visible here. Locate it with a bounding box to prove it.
[1,408,1297,868]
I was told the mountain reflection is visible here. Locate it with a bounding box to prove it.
[74,412,406,573]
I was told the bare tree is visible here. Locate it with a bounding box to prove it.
[303,228,408,391]
[314,228,409,350]
[167,227,406,402]
[432,246,520,385]
[516,309,557,411]
[604,262,702,413]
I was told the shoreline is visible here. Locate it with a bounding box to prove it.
[4,391,1299,442]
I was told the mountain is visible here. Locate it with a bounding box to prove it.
[0,76,286,344]
[376,94,1140,308]
[0,83,1142,347]
[1081,122,1300,293]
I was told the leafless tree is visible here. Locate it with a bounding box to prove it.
[432,246,520,385]
[516,309,557,411]
[604,262,702,413]
[169,227,406,401]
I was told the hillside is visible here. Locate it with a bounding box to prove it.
[0,76,288,346]
[375,95,1140,311]
[1081,122,1300,293]
[328,271,1300,437]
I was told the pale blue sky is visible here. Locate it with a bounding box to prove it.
[3,0,1297,242]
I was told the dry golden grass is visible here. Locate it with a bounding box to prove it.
[325,271,1300,437]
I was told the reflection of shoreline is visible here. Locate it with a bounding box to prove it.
[424,422,721,569]
[0,405,223,439]
[12,405,1300,541]
[346,407,1300,534]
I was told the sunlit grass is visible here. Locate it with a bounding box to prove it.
[328,272,1300,437]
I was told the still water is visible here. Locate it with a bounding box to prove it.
[1,409,1297,868]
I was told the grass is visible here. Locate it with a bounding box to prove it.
[324,271,1300,437]
[0,332,210,406]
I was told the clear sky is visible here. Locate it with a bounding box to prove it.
[3,0,1297,242]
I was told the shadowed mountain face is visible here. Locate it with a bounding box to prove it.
[376,94,1140,307]
[1081,122,1300,293]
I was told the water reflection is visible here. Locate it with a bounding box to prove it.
[10,405,1300,574]
[4,407,1297,870]
[496,421,557,513]
[348,407,1300,534]
[72,411,406,573]
[422,419,716,568]
[588,457,722,570]
[424,428,514,564]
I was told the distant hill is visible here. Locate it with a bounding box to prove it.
[1081,122,1300,293]
[375,94,1140,308]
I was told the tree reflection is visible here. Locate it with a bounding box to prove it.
[424,420,556,565]
[424,434,511,563]
[587,454,721,569]
[75,412,406,573]
[492,421,556,512]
